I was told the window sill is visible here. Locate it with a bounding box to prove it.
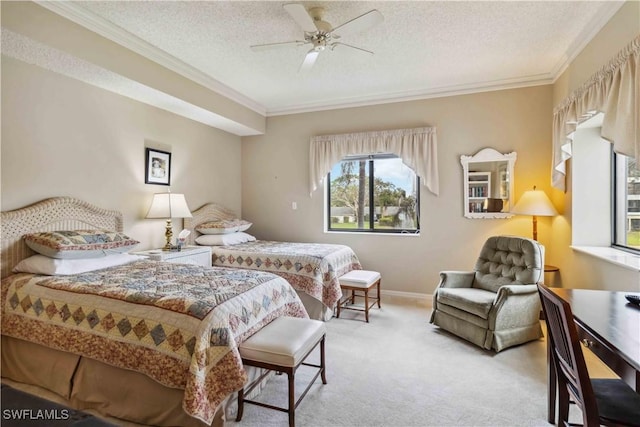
[571,246,640,272]
[325,230,420,237]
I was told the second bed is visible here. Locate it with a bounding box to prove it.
[185,203,362,321]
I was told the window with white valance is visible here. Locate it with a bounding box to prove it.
[552,35,639,191]
[309,127,439,196]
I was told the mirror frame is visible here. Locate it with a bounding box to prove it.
[461,148,517,219]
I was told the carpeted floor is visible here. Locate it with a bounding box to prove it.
[2,297,615,427]
[227,296,615,427]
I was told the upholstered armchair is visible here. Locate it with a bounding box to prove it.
[429,236,544,352]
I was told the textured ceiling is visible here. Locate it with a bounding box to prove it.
[38,0,622,117]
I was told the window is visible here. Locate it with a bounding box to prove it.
[327,154,419,233]
[613,152,640,251]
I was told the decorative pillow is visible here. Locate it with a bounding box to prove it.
[196,220,238,234]
[12,253,146,276]
[196,219,252,234]
[23,230,140,259]
[195,232,256,246]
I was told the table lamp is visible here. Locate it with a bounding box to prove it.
[145,191,192,250]
[511,186,558,241]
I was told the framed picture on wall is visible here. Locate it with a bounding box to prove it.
[145,148,171,186]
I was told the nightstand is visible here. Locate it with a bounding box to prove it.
[134,246,212,267]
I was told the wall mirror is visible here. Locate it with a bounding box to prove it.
[461,148,516,219]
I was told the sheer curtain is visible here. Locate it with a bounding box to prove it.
[552,35,639,191]
[309,127,439,196]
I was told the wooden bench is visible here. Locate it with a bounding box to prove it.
[236,316,327,427]
[336,270,381,322]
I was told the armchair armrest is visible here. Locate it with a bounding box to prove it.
[437,271,475,289]
[490,284,541,329]
[496,284,539,298]
[431,271,475,318]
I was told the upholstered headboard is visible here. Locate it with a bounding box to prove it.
[183,203,237,245]
[1,197,123,278]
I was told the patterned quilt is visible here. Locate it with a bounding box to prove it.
[1,260,307,424]
[210,241,362,310]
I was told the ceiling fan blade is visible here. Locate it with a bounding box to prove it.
[330,9,383,38]
[299,49,319,72]
[331,42,374,55]
[250,40,307,52]
[283,3,317,33]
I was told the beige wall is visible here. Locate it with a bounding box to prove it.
[242,86,553,296]
[1,56,242,250]
[550,1,640,292]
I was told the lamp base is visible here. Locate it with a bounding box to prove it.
[162,219,173,250]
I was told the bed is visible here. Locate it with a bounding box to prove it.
[184,203,362,321]
[0,197,307,427]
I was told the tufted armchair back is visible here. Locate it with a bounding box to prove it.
[472,236,544,293]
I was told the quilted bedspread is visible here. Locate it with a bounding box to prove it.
[210,241,362,310]
[1,260,307,424]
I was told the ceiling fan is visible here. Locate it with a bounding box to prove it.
[250,3,384,72]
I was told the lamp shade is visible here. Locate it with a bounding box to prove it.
[511,187,558,217]
[145,193,192,219]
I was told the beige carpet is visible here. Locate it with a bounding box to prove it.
[227,296,616,427]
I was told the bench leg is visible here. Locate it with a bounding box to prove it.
[377,279,381,308]
[288,372,295,427]
[364,289,369,323]
[320,336,327,385]
[236,387,244,421]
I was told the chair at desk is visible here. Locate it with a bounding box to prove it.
[537,284,640,427]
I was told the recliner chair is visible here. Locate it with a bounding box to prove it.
[429,235,544,352]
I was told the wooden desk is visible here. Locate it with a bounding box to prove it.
[546,288,640,423]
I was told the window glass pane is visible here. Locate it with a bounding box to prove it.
[328,155,419,233]
[614,154,640,250]
[372,158,418,230]
[329,160,370,230]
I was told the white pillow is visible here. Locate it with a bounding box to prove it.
[13,253,146,276]
[236,221,252,232]
[195,232,256,246]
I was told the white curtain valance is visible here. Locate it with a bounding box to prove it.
[552,35,640,191]
[309,127,439,196]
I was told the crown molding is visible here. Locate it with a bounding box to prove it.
[266,74,554,116]
[36,0,267,117]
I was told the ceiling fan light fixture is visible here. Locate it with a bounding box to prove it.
[311,38,326,51]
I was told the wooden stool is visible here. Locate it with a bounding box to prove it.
[336,270,381,322]
[236,317,327,427]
